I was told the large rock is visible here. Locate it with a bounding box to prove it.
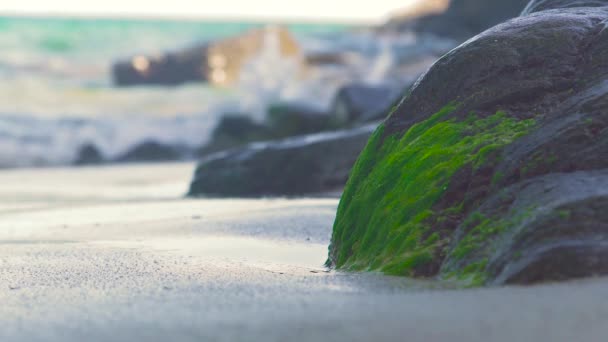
[112,45,209,86]
[387,0,530,41]
[328,2,608,286]
[188,124,376,197]
[74,143,104,165]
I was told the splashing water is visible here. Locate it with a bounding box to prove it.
[367,39,396,85]
[235,26,306,120]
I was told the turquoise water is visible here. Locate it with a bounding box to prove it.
[0,16,355,167]
[0,15,444,167]
[0,16,349,64]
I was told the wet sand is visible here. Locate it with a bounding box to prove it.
[1,163,607,342]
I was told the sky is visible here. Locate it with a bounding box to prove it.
[0,0,418,23]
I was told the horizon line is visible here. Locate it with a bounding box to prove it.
[0,11,385,26]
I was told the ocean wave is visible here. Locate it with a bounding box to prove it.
[0,17,455,168]
[0,112,219,167]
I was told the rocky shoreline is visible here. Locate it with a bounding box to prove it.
[66,0,608,286]
[3,2,608,340]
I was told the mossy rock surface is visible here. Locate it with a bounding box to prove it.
[331,106,535,277]
[329,2,608,286]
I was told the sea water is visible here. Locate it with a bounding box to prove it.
[0,16,450,168]
[0,16,355,167]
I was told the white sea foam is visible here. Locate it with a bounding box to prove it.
[0,113,218,167]
[0,19,455,167]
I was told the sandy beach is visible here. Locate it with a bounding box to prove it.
[0,162,606,341]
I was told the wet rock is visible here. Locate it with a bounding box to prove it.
[188,124,376,197]
[116,141,182,163]
[329,2,608,285]
[482,172,608,285]
[74,143,104,165]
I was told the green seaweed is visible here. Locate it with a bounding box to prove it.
[520,151,559,177]
[329,104,535,277]
[455,259,489,287]
[557,209,571,219]
[450,212,502,260]
[445,205,539,284]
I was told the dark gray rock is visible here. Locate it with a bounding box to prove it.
[188,124,376,197]
[113,45,209,86]
[442,171,608,285]
[199,103,336,158]
[384,6,608,135]
[266,103,334,136]
[74,143,104,165]
[116,141,182,163]
[490,178,608,285]
[198,114,274,157]
[330,2,608,285]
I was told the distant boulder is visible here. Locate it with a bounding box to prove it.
[189,124,376,197]
[74,143,104,165]
[199,103,336,158]
[112,26,302,87]
[112,46,209,86]
[197,114,273,157]
[116,141,182,163]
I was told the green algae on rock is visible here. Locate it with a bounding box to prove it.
[327,1,608,286]
[328,105,535,277]
[443,206,538,286]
